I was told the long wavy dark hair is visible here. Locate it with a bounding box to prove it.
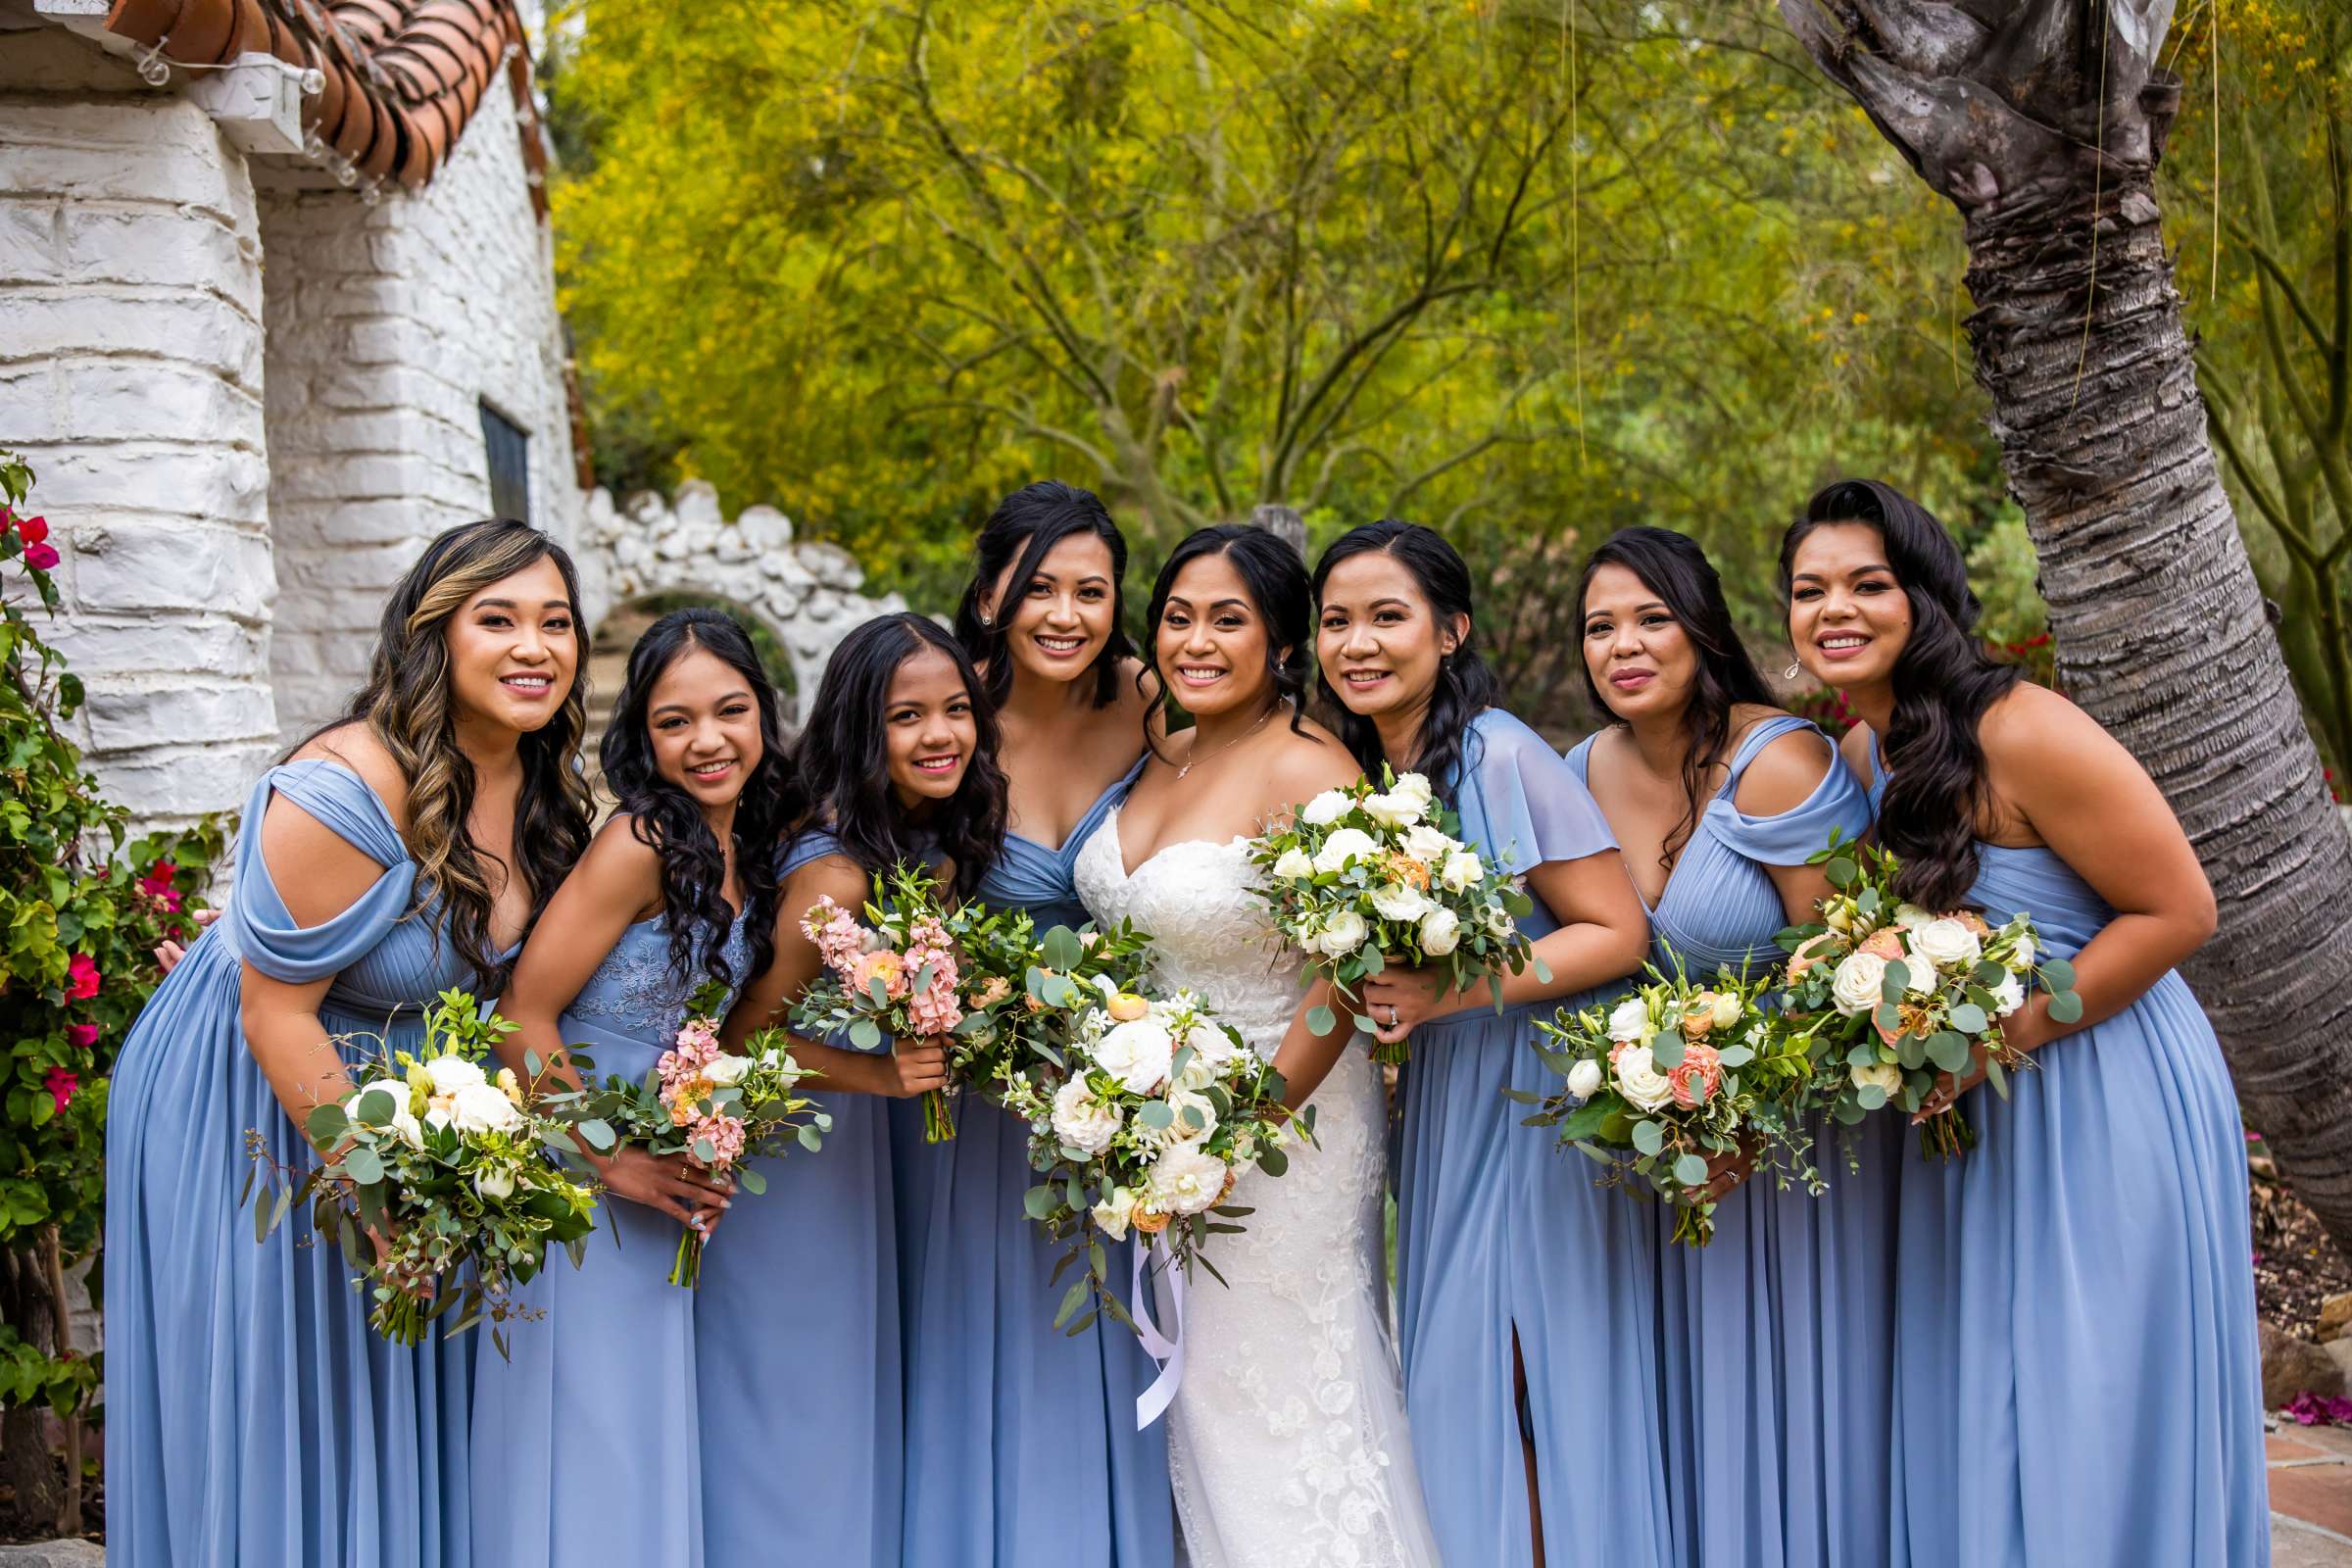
[952,480,1136,710]
[786,612,1007,900]
[598,609,788,991]
[1578,526,1777,869]
[300,518,594,989]
[1310,519,1500,790]
[1779,479,2019,911]
[1142,524,1314,751]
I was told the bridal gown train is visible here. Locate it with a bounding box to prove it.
[1074,808,1442,1568]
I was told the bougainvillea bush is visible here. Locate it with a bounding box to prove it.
[0,452,220,1533]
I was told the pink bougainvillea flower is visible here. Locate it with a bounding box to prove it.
[43,1067,77,1114]
[65,954,100,1000]
[2283,1391,2352,1427]
[139,860,177,897]
[66,1024,98,1050]
[16,514,46,546]
[23,542,59,571]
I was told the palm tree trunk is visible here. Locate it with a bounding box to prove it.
[1781,0,2352,1252]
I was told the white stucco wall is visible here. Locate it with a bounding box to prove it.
[0,17,279,832]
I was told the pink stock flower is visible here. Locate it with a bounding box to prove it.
[65,954,99,1001]
[907,974,963,1037]
[43,1067,76,1113]
[690,1112,747,1170]
[799,899,870,977]
[66,1024,99,1050]
[1666,1041,1722,1109]
[22,542,58,572]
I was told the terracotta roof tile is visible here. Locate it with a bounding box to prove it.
[102,0,547,209]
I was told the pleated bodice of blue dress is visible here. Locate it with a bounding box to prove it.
[471,900,750,1568]
[1571,713,1895,1568]
[1864,740,2269,1567]
[1390,708,1674,1567]
[894,763,1173,1568]
[106,759,483,1568]
[694,828,904,1565]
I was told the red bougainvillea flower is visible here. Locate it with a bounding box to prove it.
[16,514,46,545]
[65,954,99,1000]
[43,1067,77,1114]
[23,542,59,571]
[66,1024,99,1050]
[139,860,183,911]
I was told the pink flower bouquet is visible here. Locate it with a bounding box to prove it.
[792,863,970,1142]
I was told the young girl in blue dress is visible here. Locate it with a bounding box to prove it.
[894,481,1169,1567]
[1572,526,1888,1567]
[472,608,789,1568]
[707,611,1000,1564]
[106,519,594,1568]
[1310,520,1656,1567]
[1782,479,2267,1567]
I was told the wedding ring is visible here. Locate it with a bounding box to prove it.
[1385,1004,1398,1028]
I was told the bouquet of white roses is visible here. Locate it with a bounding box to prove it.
[1248,766,1544,1063]
[247,989,598,1355]
[542,987,827,1288]
[1521,959,1821,1246]
[1776,833,2082,1159]
[792,863,970,1143]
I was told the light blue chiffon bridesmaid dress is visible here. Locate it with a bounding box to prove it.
[1571,714,1894,1567]
[695,829,902,1564]
[1393,708,1672,1567]
[106,760,476,1568]
[893,767,1173,1567]
[1865,741,2270,1567]
[471,906,750,1568]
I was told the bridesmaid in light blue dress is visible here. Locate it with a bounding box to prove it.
[1784,479,2268,1567]
[106,520,594,1568]
[708,612,1004,1565]
[473,609,784,1568]
[1312,520,1659,1567]
[1571,526,1891,1568]
[894,481,1171,1566]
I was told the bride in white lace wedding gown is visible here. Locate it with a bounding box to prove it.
[1074,811,1444,1568]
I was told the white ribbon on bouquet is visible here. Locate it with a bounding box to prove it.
[1129,1235,1187,1429]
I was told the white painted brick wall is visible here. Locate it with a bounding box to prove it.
[0,34,281,832]
[261,85,585,747]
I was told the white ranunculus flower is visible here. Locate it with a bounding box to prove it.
[1091,1016,1175,1096]
[1318,908,1370,956]
[1300,790,1352,827]
[1564,1057,1604,1100]
[1605,995,1653,1045]
[1145,1088,1219,1149]
[1849,1060,1903,1096]
[1361,791,1422,828]
[450,1080,522,1136]
[1272,846,1316,880]
[1174,1049,1218,1092]
[1147,1141,1231,1217]
[1439,849,1485,893]
[1310,827,1379,876]
[2011,930,2036,969]
[703,1054,752,1087]
[1370,882,1432,922]
[474,1166,515,1201]
[422,1054,487,1095]
[1092,1186,1137,1241]
[1611,1046,1676,1113]
[1389,772,1435,812]
[353,1078,423,1148]
[1909,917,1984,970]
[1989,971,2027,1018]
[1893,903,1933,930]
[1829,952,1889,1017]
[1418,906,1460,956]
[1400,824,1454,864]
[1052,1078,1122,1153]
[1184,1020,1240,1070]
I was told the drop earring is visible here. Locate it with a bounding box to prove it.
[1783,660,1802,680]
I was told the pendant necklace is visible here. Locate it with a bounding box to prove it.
[1176,704,1277,781]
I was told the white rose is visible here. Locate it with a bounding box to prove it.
[1401,824,1453,864]
[1893,903,1933,930]
[1361,791,1422,828]
[1173,1049,1218,1092]
[1989,971,2027,1018]
[1300,790,1351,827]
[1564,1057,1604,1100]
[1370,882,1432,922]
[1849,1060,1903,1096]
[1418,906,1460,956]
[450,1080,523,1136]
[1311,827,1380,876]
[1052,1078,1122,1153]
[1829,952,1888,1017]
[1439,850,1485,893]
[474,1166,515,1201]
[1389,772,1435,813]
[1611,1046,1676,1113]
[1271,846,1316,881]
[1184,1020,1240,1071]
[422,1054,487,1095]
[1605,995,1652,1045]
[1908,917,1983,971]
[1317,908,1370,956]
[1091,1016,1175,1096]
[1147,1141,1231,1217]
[703,1054,752,1087]
[352,1078,423,1148]
[1091,1186,1137,1241]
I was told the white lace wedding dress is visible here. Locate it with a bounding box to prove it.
[1074,810,1443,1568]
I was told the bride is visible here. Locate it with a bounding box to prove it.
[1074,524,1444,1567]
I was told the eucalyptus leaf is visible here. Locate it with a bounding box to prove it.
[1632,1119,1664,1156]
[1671,1152,1711,1189]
